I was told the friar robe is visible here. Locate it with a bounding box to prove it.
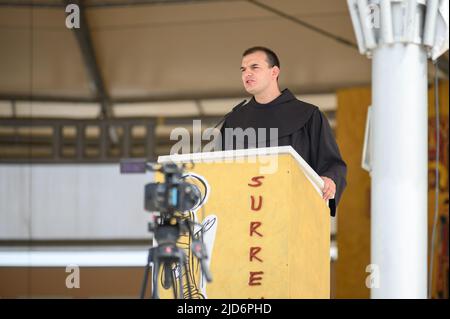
[219,88,347,216]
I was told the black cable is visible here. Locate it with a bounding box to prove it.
[181,173,208,210]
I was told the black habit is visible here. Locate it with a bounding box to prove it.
[219,89,347,216]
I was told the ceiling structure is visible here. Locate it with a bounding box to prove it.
[0,0,448,117]
[0,0,448,159]
[0,0,373,114]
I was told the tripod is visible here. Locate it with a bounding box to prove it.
[140,217,212,299]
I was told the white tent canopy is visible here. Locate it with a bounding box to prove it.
[0,1,369,104]
[1,0,447,118]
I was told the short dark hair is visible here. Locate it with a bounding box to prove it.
[242,46,280,69]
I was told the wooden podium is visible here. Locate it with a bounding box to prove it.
[156,146,330,299]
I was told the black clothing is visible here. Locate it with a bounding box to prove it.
[220,89,347,216]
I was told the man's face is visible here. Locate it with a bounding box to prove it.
[240,51,278,96]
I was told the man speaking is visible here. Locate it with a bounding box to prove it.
[219,46,347,216]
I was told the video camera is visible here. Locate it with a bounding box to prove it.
[144,163,201,214]
[120,158,212,299]
[120,159,201,216]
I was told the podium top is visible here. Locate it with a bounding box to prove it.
[157,146,324,197]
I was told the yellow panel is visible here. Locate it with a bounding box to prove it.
[335,87,371,299]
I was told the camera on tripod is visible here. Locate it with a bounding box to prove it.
[120,158,212,299]
[144,163,201,214]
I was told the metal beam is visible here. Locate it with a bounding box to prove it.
[0,88,338,104]
[0,91,246,104]
[0,117,213,126]
[113,91,248,104]
[111,87,342,104]
[0,1,63,8]
[0,0,238,8]
[0,94,97,103]
[65,0,113,119]
[0,117,158,163]
[247,0,357,49]
[86,0,240,8]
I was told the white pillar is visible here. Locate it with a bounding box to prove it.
[348,0,448,298]
[371,42,428,298]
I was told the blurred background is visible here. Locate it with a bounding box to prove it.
[0,0,448,298]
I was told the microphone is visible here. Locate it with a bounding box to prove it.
[213,99,247,129]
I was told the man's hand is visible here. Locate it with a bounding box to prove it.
[320,176,336,201]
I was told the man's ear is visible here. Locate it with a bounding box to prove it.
[272,66,280,79]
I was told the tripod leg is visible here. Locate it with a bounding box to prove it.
[140,249,153,299]
[177,262,184,299]
[170,263,178,299]
[151,259,160,299]
[140,263,150,299]
[163,262,173,290]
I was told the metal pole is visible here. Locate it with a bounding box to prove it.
[371,42,428,298]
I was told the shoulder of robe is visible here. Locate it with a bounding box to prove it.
[226,97,319,138]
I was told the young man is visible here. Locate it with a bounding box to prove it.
[220,46,347,215]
